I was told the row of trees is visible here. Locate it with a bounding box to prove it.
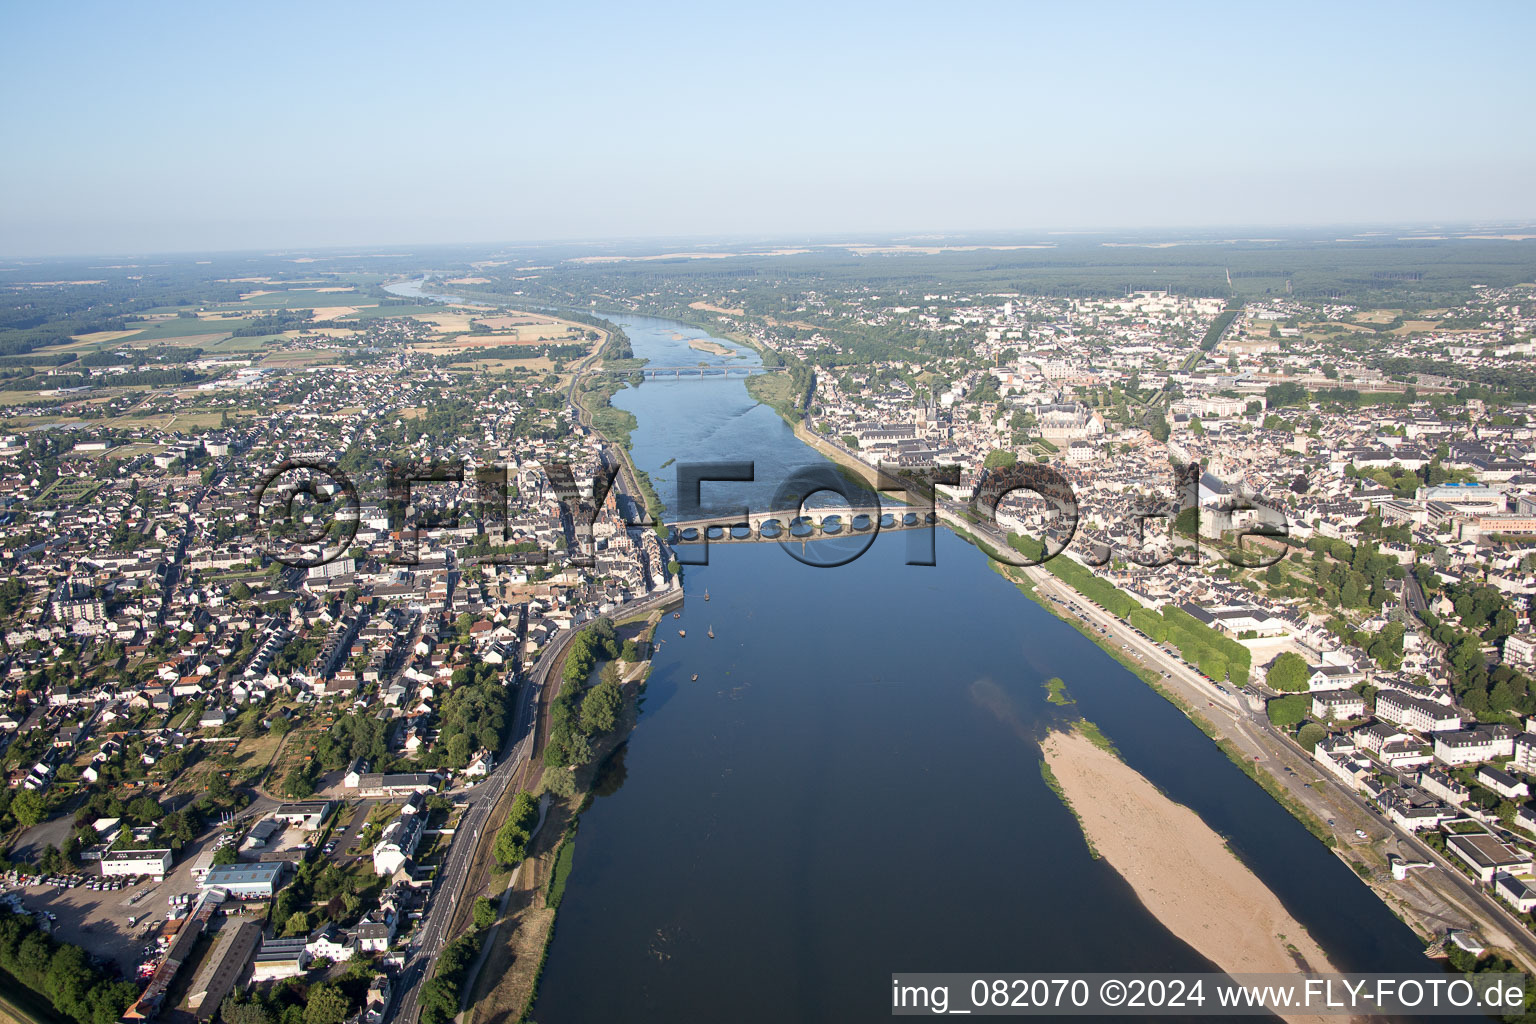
[1005,531,1250,684]
[1129,605,1252,686]
[492,791,539,867]
[543,618,630,794]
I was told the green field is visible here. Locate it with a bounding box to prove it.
[341,302,444,320]
[116,317,249,342]
[206,333,286,351]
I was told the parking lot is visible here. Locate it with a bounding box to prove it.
[327,799,381,865]
[2,831,220,978]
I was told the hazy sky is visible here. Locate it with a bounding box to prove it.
[2,1,1533,257]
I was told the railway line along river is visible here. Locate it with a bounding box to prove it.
[528,314,1429,1023]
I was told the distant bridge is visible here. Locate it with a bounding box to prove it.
[591,365,787,378]
[644,365,786,378]
[667,506,937,544]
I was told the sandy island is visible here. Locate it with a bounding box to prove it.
[687,336,734,357]
[1041,726,1342,1024]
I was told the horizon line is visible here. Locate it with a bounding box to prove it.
[5,220,1536,266]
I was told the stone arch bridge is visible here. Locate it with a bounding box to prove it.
[667,506,937,544]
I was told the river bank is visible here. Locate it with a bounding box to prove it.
[463,616,660,1024]
[1041,725,1340,1024]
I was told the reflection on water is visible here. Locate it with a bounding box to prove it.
[593,742,629,798]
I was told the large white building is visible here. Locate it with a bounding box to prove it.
[1375,690,1462,734]
[373,793,427,876]
[100,849,172,880]
[1505,633,1536,669]
[1433,726,1517,766]
[1515,734,1536,774]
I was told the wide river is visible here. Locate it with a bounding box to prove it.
[531,315,1427,1022]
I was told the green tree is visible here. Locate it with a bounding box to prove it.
[580,680,622,735]
[220,995,274,1024]
[302,983,350,1024]
[492,791,539,867]
[126,795,162,825]
[207,773,233,802]
[1297,722,1327,751]
[38,845,70,875]
[1266,694,1309,729]
[1266,652,1309,693]
[11,788,45,828]
[472,897,497,929]
[541,767,577,798]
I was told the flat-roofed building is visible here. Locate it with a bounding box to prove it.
[201,861,286,899]
[1504,633,1536,669]
[272,800,335,831]
[1446,833,1534,883]
[101,848,172,880]
[186,919,261,1020]
[1516,734,1536,774]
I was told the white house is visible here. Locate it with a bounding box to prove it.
[372,793,427,876]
